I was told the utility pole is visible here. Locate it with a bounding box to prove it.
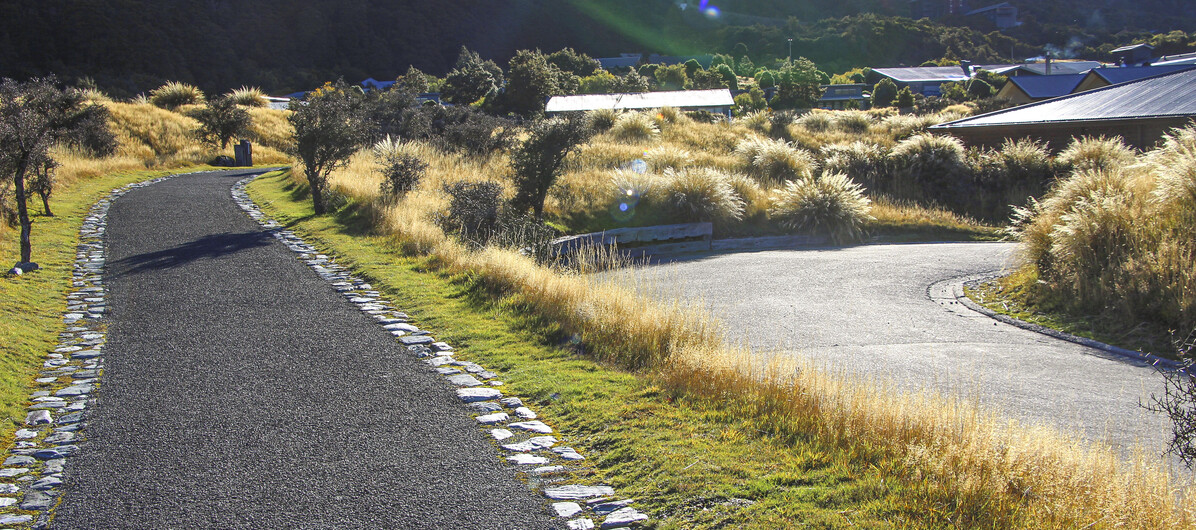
[788,38,793,63]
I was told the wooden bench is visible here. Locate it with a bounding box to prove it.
[551,222,713,257]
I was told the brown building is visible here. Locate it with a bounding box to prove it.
[931,67,1196,150]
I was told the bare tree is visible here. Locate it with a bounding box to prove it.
[1144,331,1196,467]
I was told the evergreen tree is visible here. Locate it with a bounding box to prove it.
[442,47,504,105]
[871,78,898,108]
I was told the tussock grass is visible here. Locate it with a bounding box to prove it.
[661,167,745,223]
[148,81,206,110]
[227,86,268,107]
[768,173,872,243]
[609,112,660,143]
[1058,136,1137,173]
[735,137,817,185]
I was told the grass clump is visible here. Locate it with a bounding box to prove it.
[889,133,969,205]
[609,112,660,143]
[768,173,873,243]
[148,81,206,110]
[227,86,268,107]
[662,167,745,223]
[796,111,833,133]
[819,141,888,193]
[586,108,618,132]
[1057,135,1137,173]
[831,110,873,134]
[735,137,816,185]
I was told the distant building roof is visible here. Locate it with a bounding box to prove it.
[545,89,734,113]
[1111,43,1154,54]
[597,56,641,69]
[871,65,1017,83]
[1015,61,1102,76]
[965,2,1014,15]
[1088,65,1196,85]
[931,67,1196,129]
[1154,52,1196,66]
[1003,74,1085,99]
[361,78,395,91]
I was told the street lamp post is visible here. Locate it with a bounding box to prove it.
[787,38,793,63]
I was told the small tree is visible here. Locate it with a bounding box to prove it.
[502,49,567,116]
[374,136,426,199]
[192,96,252,150]
[616,70,651,93]
[1144,333,1196,468]
[871,78,898,108]
[770,58,826,109]
[545,48,600,77]
[895,86,915,108]
[510,117,592,219]
[442,47,504,105]
[28,158,57,216]
[654,64,690,91]
[288,81,369,214]
[396,65,430,93]
[0,76,95,265]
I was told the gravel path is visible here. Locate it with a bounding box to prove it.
[612,243,1175,460]
[51,170,559,528]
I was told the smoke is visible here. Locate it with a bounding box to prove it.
[1043,36,1085,60]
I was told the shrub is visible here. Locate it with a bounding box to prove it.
[149,81,206,110]
[440,180,504,247]
[1148,126,1196,223]
[889,133,970,206]
[880,114,940,140]
[288,82,369,214]
[970,138,1057,220]
[643,145,693,171]
[1058,136,1136,174]
[797,111,833,133]
[431,106,515,156]
[587,108,618,132]
[768,173,873,243]
[374,136,426,198]
[227,86,268,107]
[768,110,796,140]
[820,141,888,194]
[657,106,687,125]
[662,167,745,223]
[872,78,898,108]
[609,112,660,142]
[738,111,770,134]
[190,96,252,150]
[510,117,592,219]
[833,110,873,134]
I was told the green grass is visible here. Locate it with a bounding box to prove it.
[966,268,1182,360]
[0,166,219,446]
[248,170,921,528]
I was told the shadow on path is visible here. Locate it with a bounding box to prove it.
[113,231,274,275]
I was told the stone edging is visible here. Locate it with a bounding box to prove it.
[231,176,647,530]
[0,172,190,529]
[928,271,1184,371]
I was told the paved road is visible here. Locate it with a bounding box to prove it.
[54,170,556,528]
[611,243,1174,459]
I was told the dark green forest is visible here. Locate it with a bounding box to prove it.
[2,0,1194,96]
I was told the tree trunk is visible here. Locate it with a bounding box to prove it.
[13,160,32,263]
[310,176,326,215]
[40,189,53,217]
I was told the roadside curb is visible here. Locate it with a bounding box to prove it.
[930,272,1185,372]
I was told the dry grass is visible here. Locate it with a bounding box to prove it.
[310,130,1194,525]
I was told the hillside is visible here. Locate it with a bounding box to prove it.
[1,0,1193,95]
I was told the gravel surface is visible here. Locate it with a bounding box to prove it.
[52,170,557,528]
[614,243,1175,460]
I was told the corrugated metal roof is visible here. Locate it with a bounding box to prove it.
[545,89,734,113]
[931,67,1196,129]
[1005,74,1085,98]
[872,64,1018,83]
[1015,61,1102,76]
[1092,65,1196,85]
[1154,54,1196,66]
[1111,43,1154,54]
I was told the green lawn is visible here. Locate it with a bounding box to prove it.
[248,170,920,528]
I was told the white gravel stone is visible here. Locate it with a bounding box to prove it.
[507,454,550,465]
[543,485,615,500]
[500,436,556,452]
[446,374,483,387]
[456,388,502,403]
[490,429,514,441]
[601,507,648,528]
[514,407,536,419]
[475,412,509,425]
[531,465,566,476]
[553,502,583,518]
[567,519,595,530]
[509,420,553,434]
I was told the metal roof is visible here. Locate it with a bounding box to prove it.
[1015,61,1102,76]
[1090,65,1196,85]
[1111,43,1154,54]
[872,64,1018,83]
[545,89,734,113]
[1005,74,1085,99]
[1155,53,1196,66]
[965,2,1014,15]
[931,67,1196,129]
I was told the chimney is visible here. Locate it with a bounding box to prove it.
[1045,52,1052,75]
[960,60,973,77]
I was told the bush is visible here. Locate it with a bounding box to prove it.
[889,133,970,206]
[1150,126,1196,227]
[609,112,660,142]
[970,138,1057,220]
[662,167,745,223]
[1058,136,1136,174]
[820,141,888,194]
[510,117,592,219]
[149,81,206,110]
[374,136,426,199]
[587,108,618,132]
[768,173,873,243]
[738,111,770,133]
[227,86,268,107]
[440,181,504,247]
[872,78,898,108]
[190,96,252,150]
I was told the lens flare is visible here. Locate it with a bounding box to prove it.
[629,159,648,174]
[703,6,721,18]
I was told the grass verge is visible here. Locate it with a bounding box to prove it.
[966,268,1182,360]
[0,165,221,446]
[248,170,927,528]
